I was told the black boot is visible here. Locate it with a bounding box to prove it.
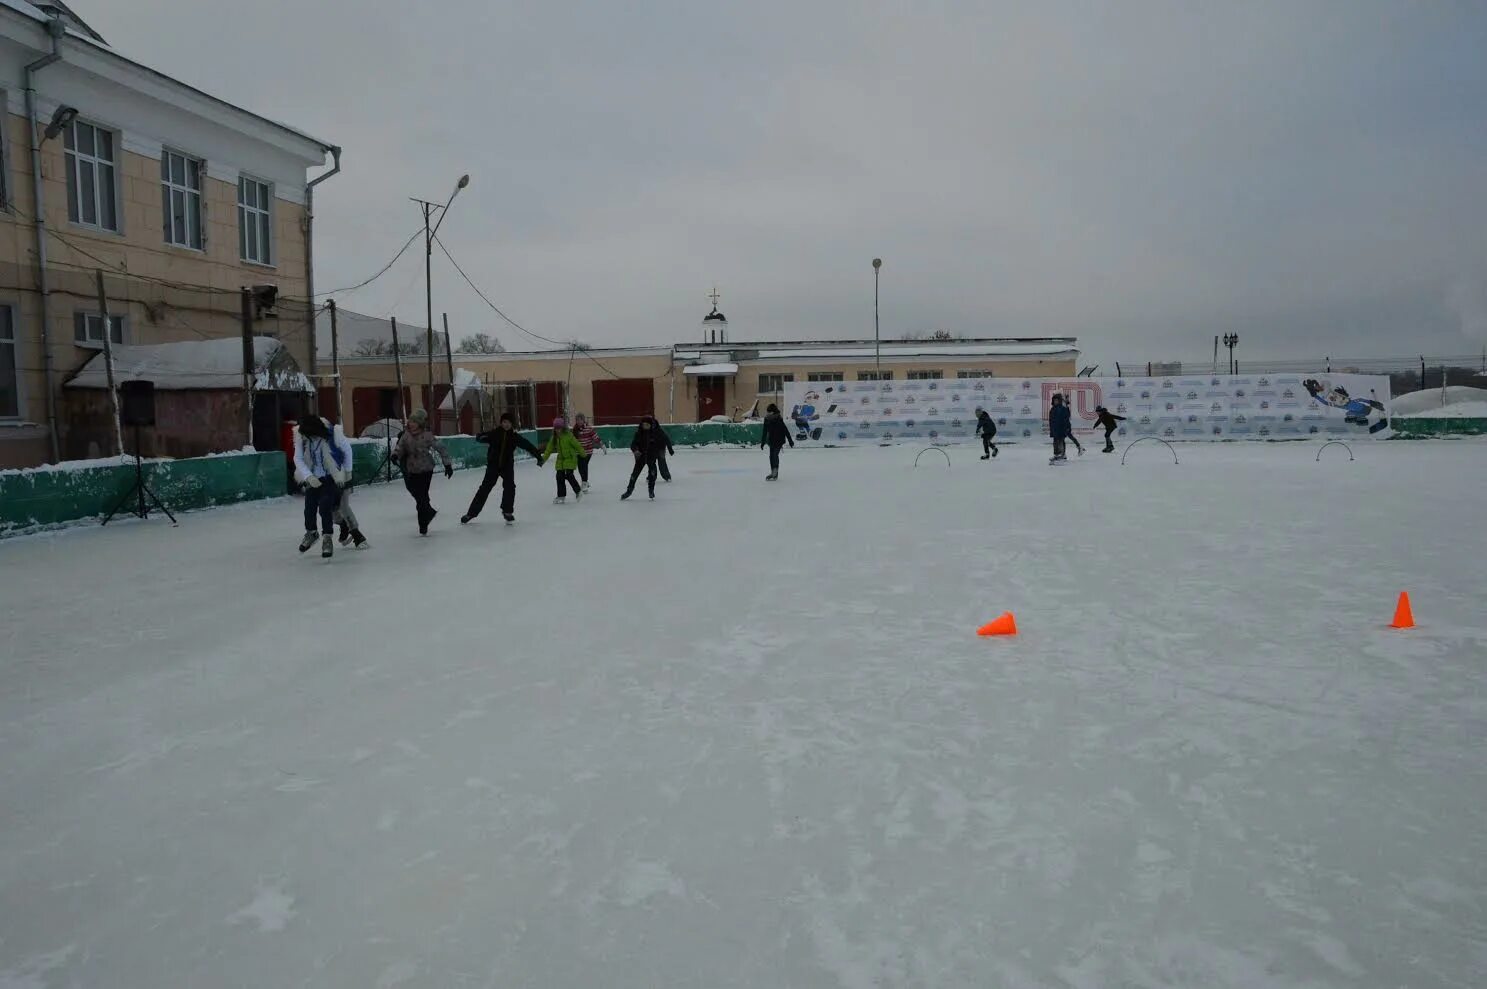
[298,530,318,553]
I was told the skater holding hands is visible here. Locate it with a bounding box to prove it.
[975,408,999,459]
[463,411,540,525]
[539,417,585,503]
[293,414,355,558]
[1093,405,1126,453]
[572,413,604,490]
[761,403,793,480]
[623,416,667,500]
[394,409,454,534]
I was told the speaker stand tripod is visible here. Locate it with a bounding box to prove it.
[101,424,178,526]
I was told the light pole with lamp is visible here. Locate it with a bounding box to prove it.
[412,174,470,426]
[873,258,883,374]
[1223,332,1239,375]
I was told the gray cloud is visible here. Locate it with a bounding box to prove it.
[94,1,1487,363]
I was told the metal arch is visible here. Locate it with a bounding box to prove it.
[914,447,951,468]
[1315,440,1354,462]
[1120,436,1180,465]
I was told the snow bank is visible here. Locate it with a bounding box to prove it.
[1389,385,1487,416]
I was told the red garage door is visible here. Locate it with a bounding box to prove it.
[591,378,655,425]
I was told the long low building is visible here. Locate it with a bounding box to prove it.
[330,336,1081,435]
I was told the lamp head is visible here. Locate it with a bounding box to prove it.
[43,105,78,142]
[457,174,470,190]
[872,258,882,270]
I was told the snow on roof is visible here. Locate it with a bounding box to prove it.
[65,337,313,393]
[682,362,740,375]
[733,343,1079,360]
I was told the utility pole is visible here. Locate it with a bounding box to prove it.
[391,316,407,423]
[328,299,342,425]
[872,258,883,373]
[240,287,254,447]
[412,174,469,428]
[442,313,457,433]
[95,269,122,457]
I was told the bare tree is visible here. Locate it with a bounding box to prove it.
[457,332,506,354]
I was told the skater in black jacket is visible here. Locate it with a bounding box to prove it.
[654,421,676,482]
[1048,394,1073,462]
[974,409,999,459]
[760,404,794,479]
[623,416,669,500]
[1093,406,1126,453]
[463,412,541,524]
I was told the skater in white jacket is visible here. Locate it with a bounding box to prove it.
[293,415,355,558]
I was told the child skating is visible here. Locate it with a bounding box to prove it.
[1093,405,1126,453]
[572,413,604,490]
[622,416,667,500]
[333,483,370,550]
[292,414,354,558]
[974,408,999,459]
[1048,393,1072,464]
[760,403,794,480]
[393,408,454,534]
[463,411,540,525]
[539,417,585,503]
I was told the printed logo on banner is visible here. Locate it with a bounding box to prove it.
[1210,402,1224,413]
[928,382,940,391]
[836,408,849,417]
[904,395,917,405]
[1140,389,1152,399]
[837,430,850,440]
[858,421,871,430]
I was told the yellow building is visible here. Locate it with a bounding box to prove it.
[0,2,337,467]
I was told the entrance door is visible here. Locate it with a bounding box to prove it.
[696,376,726,421]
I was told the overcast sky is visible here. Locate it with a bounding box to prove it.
[94,1,1487,364]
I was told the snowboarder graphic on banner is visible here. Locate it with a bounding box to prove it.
[393,408,454,534]
[293,415,356,558]
[761,403,794,480]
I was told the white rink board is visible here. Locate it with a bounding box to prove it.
[782,373,1392,444]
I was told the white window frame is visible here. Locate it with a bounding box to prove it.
[757,373,793,393]
[957,369,994,378]
[0,304,19,420]
[238,175,274,266]
[806,372,844,382]
[63,118,120,232]
[858,370,893,381]
[161,148,205,250]
[907,370,943,380]
[73,310,126,348]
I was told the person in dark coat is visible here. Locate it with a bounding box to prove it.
[1048,393,1073,462]
[622,416,669,500]
[760,403,794,480]
[1093,405,1126,453]
[974,408,999,460]
[462,412,540,525]
[653,420,676,482]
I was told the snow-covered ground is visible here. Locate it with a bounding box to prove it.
[2,442,1485,988]
[1391,385,1487,417]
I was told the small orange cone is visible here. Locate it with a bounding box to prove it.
[978,612,1018,637]
[1389,592,1415,629]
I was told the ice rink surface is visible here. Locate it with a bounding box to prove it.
[2,440,1485,987]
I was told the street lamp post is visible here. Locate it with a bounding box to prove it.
[413,174,470,426]
[1223,332,1239,375]
[873,258,882,374]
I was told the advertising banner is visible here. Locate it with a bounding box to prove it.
[780,373,1391,445]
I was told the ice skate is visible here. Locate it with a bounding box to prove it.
[298,531,318,553]
[337,522,352,545]
[574,489,582,502]
[460,514,471,524]
[554,496,566,505]
[980,454,990,460]
[351,530,369,549]
[503,513,514,525]
[321,534,334,558]
[582,481,590,491]
[621,490,632,501]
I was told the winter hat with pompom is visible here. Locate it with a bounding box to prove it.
[408,409,429,425]
[552,416,567,430]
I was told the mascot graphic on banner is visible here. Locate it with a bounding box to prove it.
[1303,378,1388,434]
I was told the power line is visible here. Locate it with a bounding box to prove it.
[431,232,566,348]
[313,228,424,298]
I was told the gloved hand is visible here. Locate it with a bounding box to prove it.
[444,464,455,479]
[304,475,322,489]
[331,469,348,485]
[668,448,676,457]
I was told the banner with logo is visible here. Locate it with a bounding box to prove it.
[780,373,1391,445]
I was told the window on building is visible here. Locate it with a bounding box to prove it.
[73,311,125,347]
[64,119,119,231]
[238,176,273,265]
[957,370,994,378]
[806,372,844,382]
[0,306,17,418]
[758,373,794,393]
[907,370,943,380]
[858,370,893,381]
[161,149,204,249]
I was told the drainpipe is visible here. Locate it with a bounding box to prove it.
[24,16,67,462]
[302,145,342,383]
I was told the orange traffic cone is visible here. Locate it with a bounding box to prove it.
[1389,592,1415,629]
[978,612,1018,637]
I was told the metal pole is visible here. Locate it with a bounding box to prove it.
[328,299,342,425]
[423,201,435,425]
[873,259,882,373]
[241,287,255,447]
[391,316,406,421]
[95,269,123,458]
[442,313,457,433]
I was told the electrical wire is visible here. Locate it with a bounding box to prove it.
[431,232,566,348]
[312,228,424,298]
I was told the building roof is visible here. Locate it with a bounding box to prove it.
[65,338,312,392]
[674,338,1080,362]
[0,0,335,156]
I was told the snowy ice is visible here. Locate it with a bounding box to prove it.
[1,441,1485,987]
